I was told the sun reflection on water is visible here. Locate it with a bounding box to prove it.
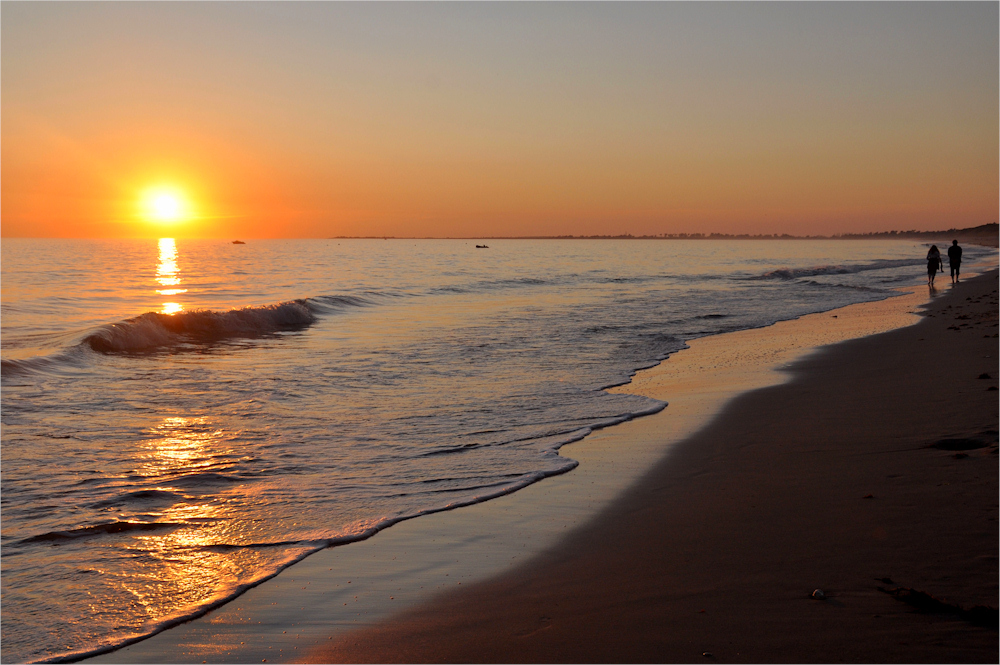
[141,416,228,477]
[116,416,272,627]
[156,238,186,315]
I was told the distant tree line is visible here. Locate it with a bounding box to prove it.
[831,223,998,241]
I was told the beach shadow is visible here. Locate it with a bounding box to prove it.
[929,429,999,451]
[878,587,999,629]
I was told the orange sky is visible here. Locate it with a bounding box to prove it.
[2,3,997,238]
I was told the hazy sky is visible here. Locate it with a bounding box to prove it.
[3,2,997,238]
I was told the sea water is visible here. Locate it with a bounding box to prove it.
[2,238,989,663]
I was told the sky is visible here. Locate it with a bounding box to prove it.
[2,2,997,239]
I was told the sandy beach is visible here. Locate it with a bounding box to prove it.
[303,270,998,664]
[6,4,998,663]
[84,269,997,664]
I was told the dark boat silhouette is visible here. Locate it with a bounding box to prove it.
[232,240,246,244]
[476,244,489,248]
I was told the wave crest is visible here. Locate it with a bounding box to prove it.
[1,353,80,378]
[753,259,922,281]
[19,521,190,545]
[83,301,316,353]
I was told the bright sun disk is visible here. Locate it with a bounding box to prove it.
[142,188,189,223]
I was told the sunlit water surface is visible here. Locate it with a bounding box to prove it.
[3,238,989,663]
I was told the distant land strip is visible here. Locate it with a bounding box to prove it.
[329,223,998,246]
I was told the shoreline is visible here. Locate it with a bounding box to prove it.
[305,268,997,663]
[80,271,983,664]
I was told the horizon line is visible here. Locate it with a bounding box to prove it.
[3,223,996,242]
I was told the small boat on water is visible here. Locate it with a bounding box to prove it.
[232,240,246,244]
[476,244,489,248]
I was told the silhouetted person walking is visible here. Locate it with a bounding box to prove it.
[927,245,943,286]
[947,240,962,283]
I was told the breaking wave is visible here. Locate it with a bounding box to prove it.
[2,295,378,377]
[753,259,923,280]
[83,300,317,353]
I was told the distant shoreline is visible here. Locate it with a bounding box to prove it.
[327,223,998,246]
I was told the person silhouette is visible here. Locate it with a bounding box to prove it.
[926,245,943,286]
[947,240,963,283]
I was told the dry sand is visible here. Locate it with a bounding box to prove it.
[308,271,998,664]
[86,271,998,664]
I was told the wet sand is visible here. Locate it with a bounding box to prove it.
[307,270,998,664]
[86,271,997,664]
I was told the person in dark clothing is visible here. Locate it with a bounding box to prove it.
[947,240,962,283]
[926,245,943,286]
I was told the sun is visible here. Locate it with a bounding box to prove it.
[141,187,190,224]
[152,194,181,221]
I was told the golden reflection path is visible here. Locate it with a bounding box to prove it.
[156,238,186,315]
[118,416,282,628]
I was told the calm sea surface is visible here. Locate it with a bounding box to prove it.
[2,238,989,662]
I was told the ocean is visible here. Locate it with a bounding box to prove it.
[2,238,989,663]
